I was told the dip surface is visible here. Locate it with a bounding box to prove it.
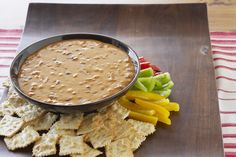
[18,39,135,105]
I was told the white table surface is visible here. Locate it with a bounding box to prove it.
[0,0,181,28]
[1,1,236,155]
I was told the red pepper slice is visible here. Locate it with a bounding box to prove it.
[151,65,161,72]
[140,62,151,69]
[139,56,146,63]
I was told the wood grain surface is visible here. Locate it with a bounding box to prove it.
[137,0,236,31]
[0,3,224,157]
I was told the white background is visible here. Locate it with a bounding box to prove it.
[0,0,189,28]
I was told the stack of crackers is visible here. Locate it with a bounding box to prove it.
[0,80,156,157]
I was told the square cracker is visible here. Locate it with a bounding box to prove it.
[33,133,59,157]
[0,115,24,137]
[109,102,129,119]
[15,103,45,122]
[71,143,102,157]
[48,122,76,138]
[85,113,119,148]
[77,113,97,135]
[127,129,146,151]
[93,112,131,141]
[59,135,84,156]
[4,126,40,150]
[112,119,134,141]
[96,109,123,130]
[56,113,83,130]
[87,125,113,149]
[105,138,134,157]
[31,112,58,131]
[85,110,128,148]
[111,120,146,151]
[7,87,26,108]
[98,102,129,120]
[127,119,155,136]
[97,101,114,113]
[0,101,15,116]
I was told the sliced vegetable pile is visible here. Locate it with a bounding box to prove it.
[118,56,180,126]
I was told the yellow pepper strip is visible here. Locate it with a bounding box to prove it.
[156,114,171,125]
[162,102,180,112]
[129,111,158,125]
[151,98,180,112]
[125,90,164,101]
[118,96,133,106]
[135,98,170,118]
[151,98,170,106]
[135,109,156,116]
[118,97,156,116]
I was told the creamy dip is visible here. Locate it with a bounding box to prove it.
[18,39,135,105]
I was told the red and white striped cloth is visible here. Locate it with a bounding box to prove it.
[0,29,236,156]
[211,32,236,157]
[0,29,22,94]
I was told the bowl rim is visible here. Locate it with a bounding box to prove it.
[10,33,140,108]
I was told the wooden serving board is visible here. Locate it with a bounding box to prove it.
[0,3,224,157]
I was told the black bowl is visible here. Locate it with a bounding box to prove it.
[10,33,140,113]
